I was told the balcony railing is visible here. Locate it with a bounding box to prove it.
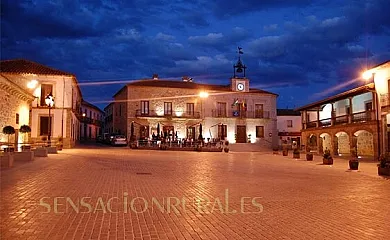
[380,93,390,107]
[135,110,200,118]
[81,117,103,126]
[306,121,317,128]
[352,110,373,122]
[334,115,348,125]
[211,110,270,119]
[319,118,331,127]
[304,110,375,129]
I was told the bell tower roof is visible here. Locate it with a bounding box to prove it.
[233,46,246,78]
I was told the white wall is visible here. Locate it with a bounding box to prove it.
[277,115,301,133]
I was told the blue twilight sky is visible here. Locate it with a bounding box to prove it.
[1,0,390,110]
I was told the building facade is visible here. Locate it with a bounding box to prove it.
[296,60,390,159]
[0,59,83,148]
[277,109,301,148]
[109,75,278,149]
[0,74,35,148]
[80,100,104,141]
[104,102,114,134]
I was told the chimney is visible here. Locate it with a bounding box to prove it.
[152,74,158,80]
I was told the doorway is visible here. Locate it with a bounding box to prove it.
[236,125,247,143]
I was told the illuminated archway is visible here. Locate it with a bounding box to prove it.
[354,130,374,156]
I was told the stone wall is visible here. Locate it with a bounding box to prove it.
[119,83,278,148]
[301,121,378,157]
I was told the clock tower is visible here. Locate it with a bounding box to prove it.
[231,47,249,92]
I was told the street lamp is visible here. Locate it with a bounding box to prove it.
[45,92,54,146]
[362,71,381,159]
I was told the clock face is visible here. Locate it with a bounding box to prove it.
[237,83,245,91]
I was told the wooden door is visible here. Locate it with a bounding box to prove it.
[236,125,247,143]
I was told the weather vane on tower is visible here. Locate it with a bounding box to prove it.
[234,46,246,78]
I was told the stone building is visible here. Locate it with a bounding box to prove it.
[80,100,104,141]
[0,73,35,148]
[104,102,114,134]
[109,73,279,149]
[0,59,83,148]
[296,60,390,159]
[277,109,301,148]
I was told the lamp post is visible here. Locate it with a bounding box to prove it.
[82,113,86,142]
[363,71,381,159]
[45,92,54,146]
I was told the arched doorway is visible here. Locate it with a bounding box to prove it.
[307,134,317,151]
[320,133,331,153]
[335,132,350,155]
[354,130,374,156]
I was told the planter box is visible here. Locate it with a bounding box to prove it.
[349,160,359,170]
[306,154,313,161]
[47,147,58,154]
[323,158,333,165]
[0,153,14,168]
[378,167,390,176]
[21,145,32,151]
[14,151,34,162]
[293,153,300,159]
[33,148,48,157]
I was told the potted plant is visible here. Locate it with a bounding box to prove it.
[293,148,300,159]
[224,140,229,153]
[57,136,63,150]
[19,125,31,151]
[306,146,313,161]
[2,126,15,152]
[378,153,390,176]
[349,148,359,170]
[323,149,333,165]
[273,147,279,154]
[282,140,288,156]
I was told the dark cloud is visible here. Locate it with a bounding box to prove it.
[1,0,389,109]
[211,0,312,18]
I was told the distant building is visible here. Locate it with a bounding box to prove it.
[296,60,390,158]
[80,100,104,141]
[0,59,83,148]
[108,74,279,149]
[277,109,301,148]
[104,102,114,134]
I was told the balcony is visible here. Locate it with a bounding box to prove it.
[304,110,375,130]
[211,110,270,119]
[81,117,103,126]
[334,115,348,125]
[352,110,373,122]
[135,110,200,118]
[380,93,390,107]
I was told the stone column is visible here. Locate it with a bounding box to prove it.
[317,109,320,127]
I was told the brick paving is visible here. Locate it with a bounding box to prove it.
[1,146,389,240]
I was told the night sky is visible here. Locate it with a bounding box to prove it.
[1,0,390,110]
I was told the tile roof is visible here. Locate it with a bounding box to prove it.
[126,79,278,95]
[0,59,74,76]
[277,109,301,116]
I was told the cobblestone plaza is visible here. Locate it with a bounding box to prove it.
[1,147,389,239]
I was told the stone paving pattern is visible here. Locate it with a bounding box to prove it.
[1,147,389,239]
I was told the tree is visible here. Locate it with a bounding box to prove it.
[2,126,15,145]
[19,125,31,143]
